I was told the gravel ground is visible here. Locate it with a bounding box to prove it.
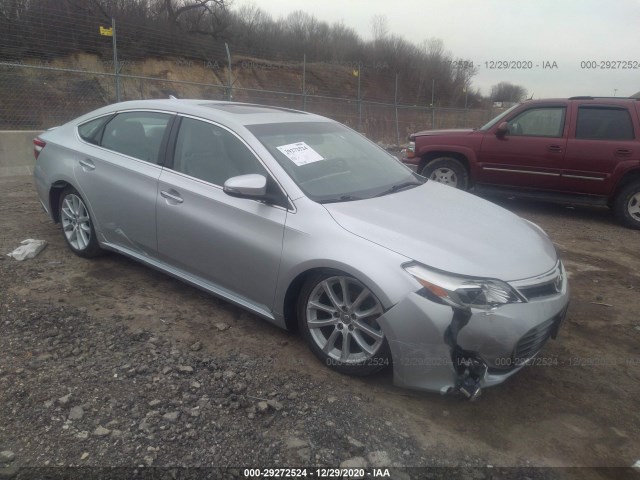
[1,176,639,480]
[0,293,562,479]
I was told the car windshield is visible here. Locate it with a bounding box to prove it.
[247,121,423,203]
[478,103,520,131]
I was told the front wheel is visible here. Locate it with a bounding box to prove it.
[614,181,640,229]
[297,272,390,376]
[421,157,469,190]
[59,187,103,258]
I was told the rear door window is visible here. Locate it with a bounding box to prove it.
[575,107,635,140]
[101,112,171,163]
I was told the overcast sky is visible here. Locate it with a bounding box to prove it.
[234,0,640,99]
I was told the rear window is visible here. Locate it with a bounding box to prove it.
[77,116,111,145]
[576,107,635,140]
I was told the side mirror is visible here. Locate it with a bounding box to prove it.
[223,174,267,198]
[496,122,509,136]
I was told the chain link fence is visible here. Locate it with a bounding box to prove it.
[0,11,496,145]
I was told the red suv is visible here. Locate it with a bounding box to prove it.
[403,97,640,228]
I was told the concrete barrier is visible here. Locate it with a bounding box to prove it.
[0,130,42,177]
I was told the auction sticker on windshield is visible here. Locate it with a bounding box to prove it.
[276,142,324,166]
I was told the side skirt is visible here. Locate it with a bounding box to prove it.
[100,241,281,327]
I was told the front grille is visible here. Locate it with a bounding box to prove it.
[510,262,564,301]
[519,281,558,300]
[514,317,556,361]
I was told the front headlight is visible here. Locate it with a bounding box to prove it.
[404,264,524,310]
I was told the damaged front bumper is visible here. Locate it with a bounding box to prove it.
[376,266,569,396]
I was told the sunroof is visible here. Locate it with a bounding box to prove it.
[202,103,304,115]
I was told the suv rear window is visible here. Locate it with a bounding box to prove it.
[576,106,634,140]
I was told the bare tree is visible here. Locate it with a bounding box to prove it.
[371,14,388,41]
[490,82,528,102]
[162,0,227,25]
[229,3,272,49]
[0,0,487,107]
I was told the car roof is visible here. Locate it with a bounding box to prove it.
[525,97,640,105]
[90,99,331,127]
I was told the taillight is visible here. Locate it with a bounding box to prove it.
[33,138,46,160]
[406,140,415,159]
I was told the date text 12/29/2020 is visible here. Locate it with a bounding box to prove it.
[447,60,559,69]
[243,467,392,478]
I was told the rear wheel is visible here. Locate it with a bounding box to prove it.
[298,271,390,376]
[59,187,103,258]
[421,157,468,190]
[614,181,640,229]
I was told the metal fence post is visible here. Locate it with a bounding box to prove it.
[112,18,120,102]
[225,42,232,101]
[302,54,306,111]
[430,79,435,129]
[357,65,362,131]
[394,73,400,147]
[463,87,468,126]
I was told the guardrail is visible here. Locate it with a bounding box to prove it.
[0,130,41,177]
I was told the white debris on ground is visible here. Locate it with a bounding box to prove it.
[633,459,640,472]
[7,239,47,261]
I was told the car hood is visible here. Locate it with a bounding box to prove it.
[413,128,475,137]
[323,182,557,281]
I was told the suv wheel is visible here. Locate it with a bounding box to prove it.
[614,181,640,229]
[421,157,468,190]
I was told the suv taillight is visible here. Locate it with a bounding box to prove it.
[406,140,415,158]
[33,138,46,160]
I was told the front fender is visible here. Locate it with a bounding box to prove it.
[272,198,417,321]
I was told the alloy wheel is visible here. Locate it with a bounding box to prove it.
[61,194,92,251]
[305,276,385,364]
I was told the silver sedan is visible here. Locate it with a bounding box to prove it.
[33,99,569,399]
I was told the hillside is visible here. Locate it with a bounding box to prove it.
[0,53,494,144]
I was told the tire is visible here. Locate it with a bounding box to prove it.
[421,157,469,190]
[58,187,103,258]
[297,271,390,376]
[614,181,640,229]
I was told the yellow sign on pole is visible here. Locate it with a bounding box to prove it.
[99,26,113,37]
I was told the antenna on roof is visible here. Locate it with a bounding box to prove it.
[169,95,178,100]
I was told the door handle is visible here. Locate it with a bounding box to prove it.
[547,145,563,153]
[79,159,95,170]
[615,149,632,157]
[160,190,184,204]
